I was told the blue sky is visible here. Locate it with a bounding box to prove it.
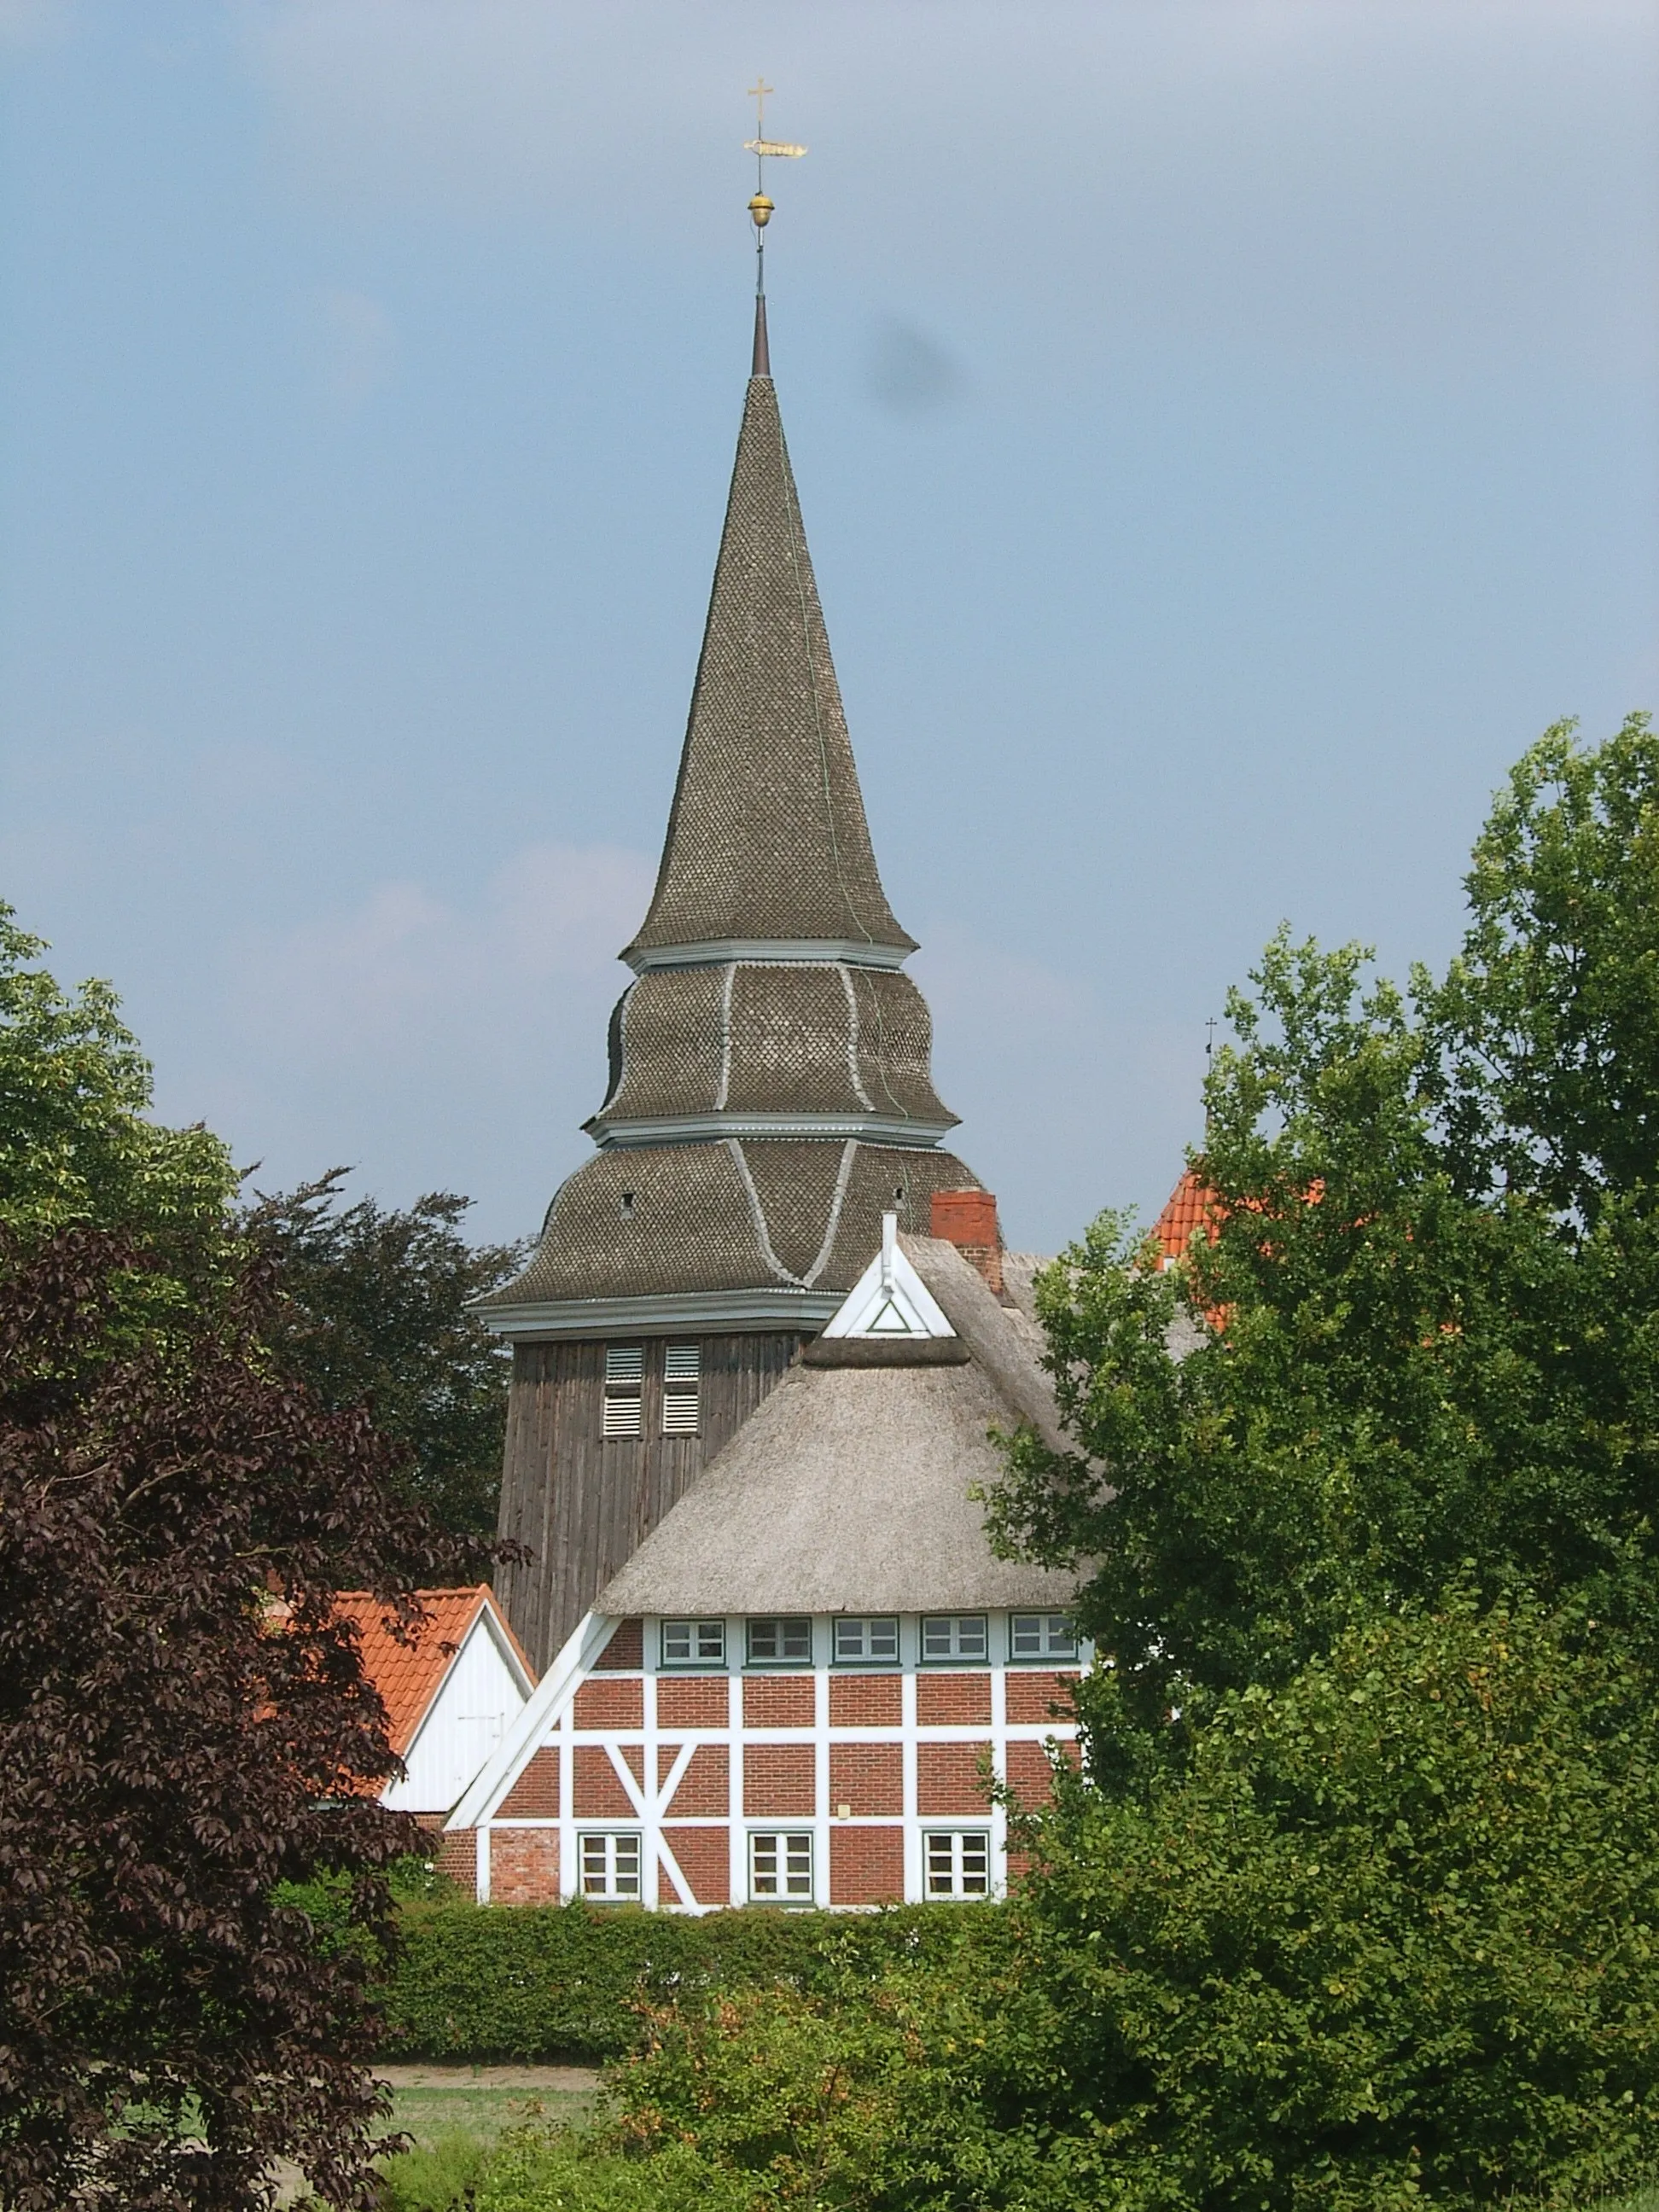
[1,0,1655,1254]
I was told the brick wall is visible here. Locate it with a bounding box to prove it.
[573,1674,643,1730]
[829,1741,903,1816]
[664,1825,730,1907]
[573,1744,637,1818]
[1004,1670,1080,1725]
[657,1674,728,1727]
[1004,1736,1079,1808]
[489,1826,560,1906]
[743,1675,815,1727]
[930,1190,1004,1297]
[498,1746,560,1819]
[434,1826,476,1893]
[829,1673,903,1726]
[661,1743,729,1816]
[917,1741,994,1815]
[742,1743,815,1816]
[917,1672,992,1726]
[830,1825,905,1906]
[593,1618,643,1669]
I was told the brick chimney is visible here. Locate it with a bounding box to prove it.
[930,1189,1003,1298]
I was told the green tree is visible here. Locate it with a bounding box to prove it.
[1021,1599,1659,2212]
[247,1172,524,1539]
[0,1225,485,2210]
[989,717,1659,1714]
[0,905,237,1347]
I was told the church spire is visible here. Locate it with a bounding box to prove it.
[623,358,915,966]
[625,89,908,969]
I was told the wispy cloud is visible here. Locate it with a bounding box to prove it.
[227,840,652,1065]
[204,841,655,1220]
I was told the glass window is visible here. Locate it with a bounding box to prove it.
[602,1344,643,1438]
[662,1342,701,1435]
[579,1831,642,1901]
[746,1616,812,1667]
[749,1830,813,1901]
[921,1615,988,1663]
[661,1619,725,1668]
[924,1830,991,1898]
[832,1616,900,1665]
[1009,1614,1079,1662]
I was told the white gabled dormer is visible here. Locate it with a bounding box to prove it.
[818,1212,956,1340]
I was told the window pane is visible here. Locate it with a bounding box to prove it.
[783,1834,812,1895]
[960,1833,990,1894]
[751,1834,779,1896]
[922,1618,953,1659]
[956,1616,987,1658]
[664,1620,723,1666]
[833,1618,864,1662]
[868,1618,899,1659]
[614,1837,642,1896]
[748,1617,810,1665]
[1010,1615,1043,1655]
[1045,1615,1077,1656]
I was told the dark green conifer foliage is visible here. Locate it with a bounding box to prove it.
[247,1173,525,1540]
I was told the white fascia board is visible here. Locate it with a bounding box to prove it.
[446,1610,613,1831]
[478,1602,537,1700]
[397,1604,531,1803]
[475,1289,846,1341]
[821,1214,956,1339]
[586,1112,957,1150]
[626,938,911,975]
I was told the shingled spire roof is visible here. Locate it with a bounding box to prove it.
[484,300,976,1342]
[624,330,916,968]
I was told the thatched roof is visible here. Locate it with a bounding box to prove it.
[595,1236,1080,1617]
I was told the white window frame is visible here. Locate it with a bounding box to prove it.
[579,1830,643,1901]
[920,1615,989,1664]
[661,1342,701,1435]
[745,1616,813,1668]
[748,1829,814,1902]
[602,1344,643,1439]
[923,1829,992,1899]
[832,1615,900,1666]
[660,1618,726,1668]
[1009,1613,1079,1662]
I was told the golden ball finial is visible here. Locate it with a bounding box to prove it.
[748,192,774,230]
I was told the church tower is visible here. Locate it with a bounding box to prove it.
[483,286,987,1668]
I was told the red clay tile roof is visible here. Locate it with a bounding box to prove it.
[1153,1170,1219,1267]
[330,1587,528,1757]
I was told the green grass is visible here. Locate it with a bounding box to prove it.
[373,2081,596,2211]
[381,2081,595,2150]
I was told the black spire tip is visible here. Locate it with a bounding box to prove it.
[751,293,771,378]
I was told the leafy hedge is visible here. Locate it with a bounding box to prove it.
[374,1898,1016,2064]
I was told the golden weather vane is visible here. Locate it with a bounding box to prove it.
[743,75,806,239]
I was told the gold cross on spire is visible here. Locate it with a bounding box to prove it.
[748,77,773,137]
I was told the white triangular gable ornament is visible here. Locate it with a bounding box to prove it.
[819,1213,956,1339]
